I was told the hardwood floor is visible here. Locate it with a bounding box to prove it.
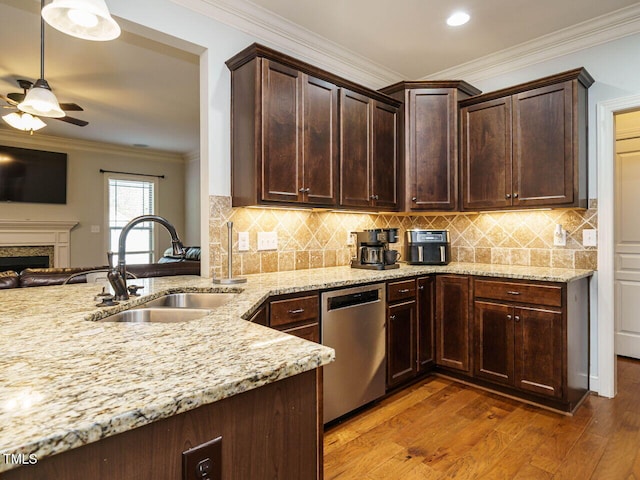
[324,357,640,479]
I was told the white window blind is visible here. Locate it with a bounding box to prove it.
[108,177,155,264]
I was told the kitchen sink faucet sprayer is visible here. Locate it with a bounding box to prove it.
[108,215,186,300]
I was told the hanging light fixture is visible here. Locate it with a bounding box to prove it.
[2,112,47,134]
[18,0,66,119]
[42,0,121,41]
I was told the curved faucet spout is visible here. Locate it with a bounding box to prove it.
[111,215,185,300]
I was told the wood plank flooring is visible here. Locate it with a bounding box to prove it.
[324,357,640,479]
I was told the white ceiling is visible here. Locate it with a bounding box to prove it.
[1,0,639,154]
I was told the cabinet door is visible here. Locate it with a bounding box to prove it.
[303,75,339,206]
[461,97,512,210]
[436,275,471,372]
[417,276,435,372]
[340,89,372,208]
[261,60,302,203]
[387,300,417,388]
[409,89,458,210]
[514,306,563,398]
[371,101,398,210]
[474,301,514,385]
[512,81,574,207]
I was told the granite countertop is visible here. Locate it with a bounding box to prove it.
[0,262,592,472]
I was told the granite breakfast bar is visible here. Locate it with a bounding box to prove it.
[0,263,592,479]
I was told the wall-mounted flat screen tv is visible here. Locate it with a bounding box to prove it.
[0,145,67,204]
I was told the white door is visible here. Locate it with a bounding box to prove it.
[615,135,640,358]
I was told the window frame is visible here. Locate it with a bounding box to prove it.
[104,173,159,265]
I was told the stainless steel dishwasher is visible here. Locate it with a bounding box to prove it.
[321,283,386,423]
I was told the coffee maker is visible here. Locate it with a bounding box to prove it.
[350,228,401,270]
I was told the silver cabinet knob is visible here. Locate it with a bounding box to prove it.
[506,193,512,199]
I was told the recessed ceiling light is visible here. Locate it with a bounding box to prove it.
[447,11,470,27]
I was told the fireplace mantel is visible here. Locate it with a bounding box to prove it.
[0,220,78,267]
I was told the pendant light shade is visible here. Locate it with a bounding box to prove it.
[42,0,121,41]
[2,112,47,132]
[18,79,65,118]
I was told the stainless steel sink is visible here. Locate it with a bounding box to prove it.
[98,307,211,323]
[138,292,237,309]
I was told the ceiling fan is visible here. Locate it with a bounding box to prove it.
[1,0,89,132]
[1,79,88,127]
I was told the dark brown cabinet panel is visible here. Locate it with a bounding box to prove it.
[227,44,400,209]
[340,90,399,210]
[417,276,435,372]
[436,275,471,372]
[340,89,372,208]
[460,68,592,211]
[371,101,398,209]
[387,300,417,387]
[303,76,339,205]
[512,82,574,207]
[461,97,512,210]
[515,306,563,398]
[387,276,435,389]
[474,300,514,385]
[472,276,590,411]
[261,59,301,203]
[380,82,481,212]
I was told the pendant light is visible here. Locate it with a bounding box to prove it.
[42,0,121,41]
[18,0,66,119]
[2,112,47,134]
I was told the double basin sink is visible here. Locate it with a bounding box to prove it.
[98,292,237,323]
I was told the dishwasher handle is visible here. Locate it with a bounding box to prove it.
[326,288,381,311]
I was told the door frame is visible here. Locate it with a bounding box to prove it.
[596,93,640,398]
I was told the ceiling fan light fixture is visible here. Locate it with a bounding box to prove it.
[18,79,66,118]
[2,112,47,132]
[42,0,121,41]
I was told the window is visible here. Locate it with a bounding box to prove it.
[107,176,157,264]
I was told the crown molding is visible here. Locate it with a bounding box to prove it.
[172,0,402,88]
[423,3,640,83]
[0,128,185,163]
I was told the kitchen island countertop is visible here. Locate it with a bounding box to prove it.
[0,262,592,472]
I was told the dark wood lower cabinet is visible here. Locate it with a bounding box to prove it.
[387,299,417,387]
[436,275,471,373]
[3,371,320,480]
[417,276,435,372]
[474,300,514,385]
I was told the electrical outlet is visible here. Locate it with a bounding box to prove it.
[182,436,222,480]
[553,225,567,247]
[237,231,249,251]
[90,225,100,233]
[346,232,355,245]
[257,231,278,251]
[583,229,597,247]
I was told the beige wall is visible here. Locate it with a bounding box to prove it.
[0,129,186,267]
[208,195,597,278]
[184,151,201,247]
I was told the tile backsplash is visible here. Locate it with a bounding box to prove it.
[208,196,597,278]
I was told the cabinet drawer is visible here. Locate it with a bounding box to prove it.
[388,279,417,303]
[270,295,319,327]
[474,279,562,307]
[278,323,320,343]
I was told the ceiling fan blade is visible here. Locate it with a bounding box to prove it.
[54,115,89,127]
[59,103,83,112]
[1,94,19,105]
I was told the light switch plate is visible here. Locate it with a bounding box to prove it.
[583,229,597,247]
[237,231,249,251]
[91,225,100,233]
[257,231,277,251]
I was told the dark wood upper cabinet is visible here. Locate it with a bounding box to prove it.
[227,43,399,209]
[340,90,399,211]
[460,68,593,211]
[380,82,481,211]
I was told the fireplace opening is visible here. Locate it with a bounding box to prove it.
[0,256,49,273]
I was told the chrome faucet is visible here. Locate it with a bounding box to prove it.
[107,215,185,300]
